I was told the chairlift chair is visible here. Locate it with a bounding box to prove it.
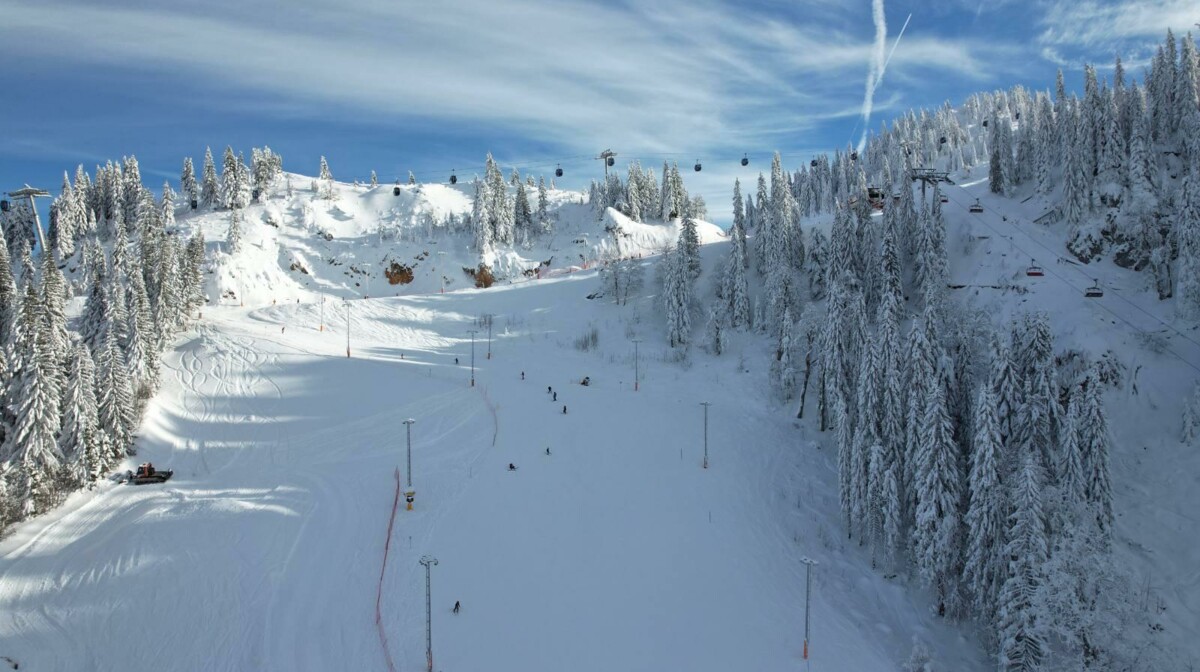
[1085,280,1104,298]
[1025,260,1044,277]
[740,154,749,167]
[969,199,984,213]
[555,164,563,177]
[940,194,949,203]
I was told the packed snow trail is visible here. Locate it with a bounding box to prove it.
[0,261,986,671]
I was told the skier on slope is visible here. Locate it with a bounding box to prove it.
[508,463,517,471]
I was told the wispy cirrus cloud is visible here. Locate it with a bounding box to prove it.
[0,0,1004,156]
[1036,0,1197,71]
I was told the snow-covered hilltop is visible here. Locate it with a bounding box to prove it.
[173,161,723,309]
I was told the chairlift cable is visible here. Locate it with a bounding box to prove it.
[942,188,1200,375]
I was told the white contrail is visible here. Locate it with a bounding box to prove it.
[856,7,913,154]
[856,0,888,154]
[879,13,912,85]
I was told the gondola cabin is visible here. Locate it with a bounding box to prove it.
[866,187,886,210]
[740,154,749,166]
[449,172,458,185]
[694,160,702,172]
[393,186,401,196]
[555,165,563,177]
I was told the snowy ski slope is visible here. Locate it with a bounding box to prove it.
[0,171,1196,670]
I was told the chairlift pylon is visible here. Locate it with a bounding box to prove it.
[1085,280,1104,298]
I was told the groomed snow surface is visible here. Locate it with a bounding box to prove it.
[0,173,1196,670]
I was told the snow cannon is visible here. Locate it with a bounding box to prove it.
[406,490,416,511]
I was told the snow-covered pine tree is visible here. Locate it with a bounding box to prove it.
[626,178,641,222]
[912,344,963,617]
[319,155,332,181]
[10,271,63,515]
[963,386,1007,623]
[1062,106,1090,242]
[471,179,494,256]
[200,148,219,209]
[159,184,177,240]
[1078,369,1114,544]
[1057,386,1087,519]
[38,252,69,369]
[513,183,533,244]
[59,342,103,486]
[217,146,239,209]
[125,268,157,400]
[705,303,729,356]
[95,325,135,458]
[79,244,108,350]
[1183,382,1200,443]
[805,228,828,301]
[989,111,1008,195]
[723,229,751,329]
[1176,150,1200,317]
[408,171,416,185]
[680,216,701,279]
[0,225,18,348]
[226,210,243,255]
[663,239,692,347]
[852,330,882,546]
[181,156,198,206]
[536,176,550,234]
[996,452,1048,672]
[369,171,378,187]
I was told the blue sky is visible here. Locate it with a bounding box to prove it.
[1,0,1195,224]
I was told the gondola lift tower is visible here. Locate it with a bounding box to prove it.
[7,185,50,254]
